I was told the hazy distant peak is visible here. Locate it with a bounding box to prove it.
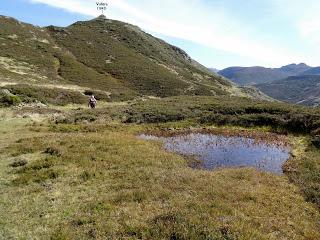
[282,63,308,67]
[279,63,311,75]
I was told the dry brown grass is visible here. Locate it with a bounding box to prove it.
[0,119,319,239]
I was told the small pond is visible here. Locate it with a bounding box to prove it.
[139,133,291,174]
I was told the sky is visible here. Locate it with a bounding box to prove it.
[0,0,319,69]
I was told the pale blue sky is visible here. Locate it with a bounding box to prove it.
[0,0,319,69]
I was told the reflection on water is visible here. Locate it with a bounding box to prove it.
[139,133,290,174]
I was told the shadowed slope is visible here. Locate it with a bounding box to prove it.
[256,75,320,106]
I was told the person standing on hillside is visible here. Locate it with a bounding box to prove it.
[88,95,97,109]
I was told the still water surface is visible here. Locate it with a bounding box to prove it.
[139,133,290,174]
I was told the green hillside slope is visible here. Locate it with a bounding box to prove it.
[0,15,249,100]
[47,15,235,97]
[0,16,59,81]
[0,15,135,101]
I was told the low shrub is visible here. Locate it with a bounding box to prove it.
[0,94,21,106]
[311,136,320,148]
[9,159,28,167]
[3,84,87,106]
[124,96,320,134]
[44,147,61,157]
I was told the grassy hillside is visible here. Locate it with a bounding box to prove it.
[0,14,249,100]
[47,16,235,97]
[256,75,320,106]
[0,16,59,82]
[0,15,232,101]
[1,84,88,106]
[0,15,137,101]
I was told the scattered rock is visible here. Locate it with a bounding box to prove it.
[31,37,50,44]
[0,89,13,96]
[105,55,115,64]
[7,34,18,40]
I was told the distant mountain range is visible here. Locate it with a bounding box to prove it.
[256,75,320,106]
[280,63,313,76]
[218,63,312,86]
[216,63,320,106]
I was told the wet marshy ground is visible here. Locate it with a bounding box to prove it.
[139,132,291,174]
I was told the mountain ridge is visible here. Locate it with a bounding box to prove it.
[279,63,311,75]
[0,14,259,100]
[218,63,314,86]
[218,62,320,105]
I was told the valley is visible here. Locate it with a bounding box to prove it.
[0,14,320,239]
